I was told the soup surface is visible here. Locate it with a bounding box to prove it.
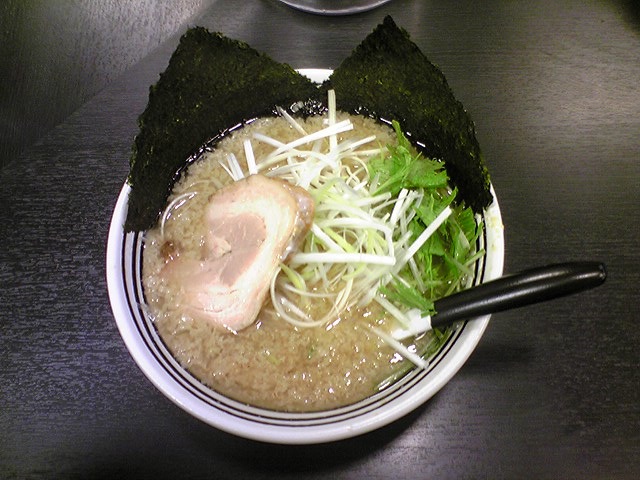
[142,113,453,412]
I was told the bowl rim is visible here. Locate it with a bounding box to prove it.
[106,69,504,444]
[277,0,393,16]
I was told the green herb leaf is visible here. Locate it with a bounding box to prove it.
[369,120,449,196]
[380,281,434,313]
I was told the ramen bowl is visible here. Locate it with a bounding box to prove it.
[106,190,503,444]
[106,69,504,444]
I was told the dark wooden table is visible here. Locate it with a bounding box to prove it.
[2,1,639,478]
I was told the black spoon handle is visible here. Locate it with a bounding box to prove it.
[431,262,607,329]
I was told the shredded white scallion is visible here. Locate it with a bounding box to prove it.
[277,105,308,136]
[368,325,428,369]
[395,206,453,271]
[160,191,198,239]
[212,90,469,370]
[219,153,245,181]
[244,139,258,175]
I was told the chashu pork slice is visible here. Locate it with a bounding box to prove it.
[164,174,314,332]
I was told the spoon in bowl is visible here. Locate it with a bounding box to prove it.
[392,261,607,340]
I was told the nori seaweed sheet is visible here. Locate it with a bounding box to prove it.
[125,27,320,231]
[327,16,492,214]
[125,18,492,232]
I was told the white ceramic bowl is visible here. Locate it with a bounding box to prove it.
[278,0,393,16]
[106,69,504,444]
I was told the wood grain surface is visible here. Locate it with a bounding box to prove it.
[1,1,639,478]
